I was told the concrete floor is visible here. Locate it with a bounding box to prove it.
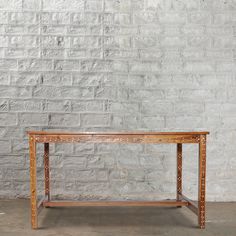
[0,200,236,236]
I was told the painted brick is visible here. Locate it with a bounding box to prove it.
[42,36,69,49]
[0,0,22,9]
[18,59,52,71]
[134,36,159,48]
[72,100,104,112]
[0,12,8,24]
[104,36,131,49]
[49,113,80,127]
[114,13,131,25]
[22,0,41,10]
[96,169,108,181]
[166,116,203,129]
[105,0,131,12]
[133,11,159,24]
[23,12,40,24]
[180,89,216,101]
[0,99,8,111]
[65,169,96,181]
[129,89,164,101]
[72,73,105,87]
[174,102,205,115]
[141,116,165,129]
[80,113,111,127]
[85,0,103,11]
[9,99,42,112]
[0,127,24,139]
[55,143,73,154]
[159,12,186,24]
[117,152,140,169]
[0,140,11,153]
[33,86,94,99]
[0,59,17,70]
[108,101,139,114]
[0,86,31,98]
[12,139,29,153]
[43,0,85,11]
[123,115,141,129]
[5,25,25,35]
[141,102,174,115]
[188,12,211,24]
[184,61,215,72]
[10,73,41,85]
[129,61,161,73]
[94,86,116,99]
[75,143,94,154]
[0,155,24,167]
[42,73,72,86]
[0,0,235,202]
[42,12,70,25]
[143,75,172,88]
[42,49,65,58]
[19,113,48,126]
[54,60,80,71]
[42,25,66,35]
[44,100,71,112]
[80,60,112,72]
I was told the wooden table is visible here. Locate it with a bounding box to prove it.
[28,131,209,229]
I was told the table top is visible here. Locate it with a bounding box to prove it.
[27,131,209,135]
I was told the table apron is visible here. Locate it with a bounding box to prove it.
[34,134,201,143]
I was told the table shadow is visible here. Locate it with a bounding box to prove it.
[39,206,197,230]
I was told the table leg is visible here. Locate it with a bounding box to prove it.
[44,143,50,201]
[198,135,206,229]
[176,143,182,205]
[29,135,38,229]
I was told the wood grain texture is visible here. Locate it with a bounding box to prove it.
[44,143,50,201]
[29,135,37,229]
[33,134,203,144]
[198,134,207,229]
[28,130,209,230]
[176,144,182,203]
[43,200,188,207]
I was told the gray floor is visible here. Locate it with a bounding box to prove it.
[0,199,236,236]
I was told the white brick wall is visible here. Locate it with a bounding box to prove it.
[0,0,236,201]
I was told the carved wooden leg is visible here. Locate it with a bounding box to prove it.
[177,143,182,206]
[198,135,206,229]
[29,135,38,229]
[44,143,50,201]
